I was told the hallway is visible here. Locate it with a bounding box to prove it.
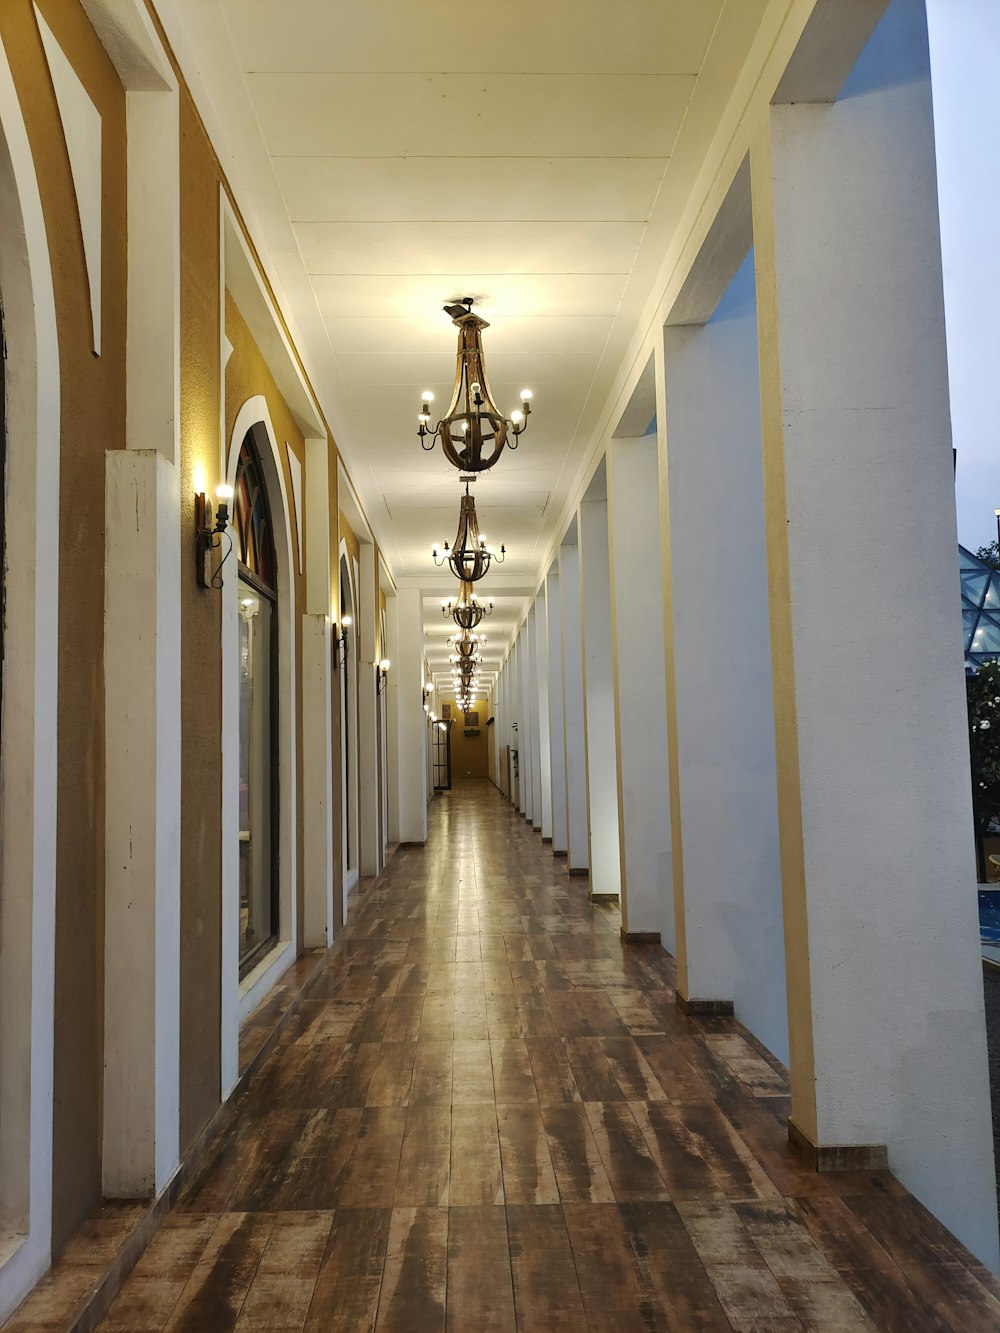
[91,783,999,1331]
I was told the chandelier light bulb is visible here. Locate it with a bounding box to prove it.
[511,410,523,424]
[520,389,533,402]
[421,390,434,402]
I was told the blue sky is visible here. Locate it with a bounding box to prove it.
[928,1,1000,552]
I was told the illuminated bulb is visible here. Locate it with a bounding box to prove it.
[379,658,390,672]
[342,614,352,627]
[216,483,234,501]
[419,413,430,424]
[421,390,434,403]
[511,410,523,424]
[520,389,532,402]
[458,420,468,434]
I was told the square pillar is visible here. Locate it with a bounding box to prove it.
[607,434,673,945]
[517,628,533,818]
[579,493,621,900]
[662,254,786,1057]
[527,606,543,830]
[753,0,997,1267]
[302,613,334,947]
[396,589,427,843]
[103,449,180,1196]
[559,539,589,872]
[544,567,568,854]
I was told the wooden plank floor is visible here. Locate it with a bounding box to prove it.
[96,781,1000,1332]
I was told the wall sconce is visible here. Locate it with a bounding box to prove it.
[334,613,352,669]
[377,658,390,694]
[196,484,234,589]
[423,681,434,706]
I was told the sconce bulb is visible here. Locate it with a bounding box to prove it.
[216,483,234,501]
[379,658,390,672]
[342,614,352,627]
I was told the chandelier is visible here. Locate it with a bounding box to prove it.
[418,299,532,472]
[442,581,493,629]
[449,631,485,659]
[432,483,504,582]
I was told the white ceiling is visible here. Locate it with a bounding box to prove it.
[191,0,772,683]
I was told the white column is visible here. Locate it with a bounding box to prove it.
[534,596,553,841]
[580,495,621,899]
[103,449,180,1196]
[396,589,428,843]
[662,256,786,1054]
[358,546,379,874]
[527,608,543,830]
[384,594,400,842]
[517,629,532,818]
[607,434,672,944]
[302,435,334,947]
[545,567,568,854]
[559,540,589,872]
[753,0,997,1268]
[301,613,334,946]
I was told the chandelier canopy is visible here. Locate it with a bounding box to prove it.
[418,300,532,472]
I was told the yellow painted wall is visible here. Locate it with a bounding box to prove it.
[445,698,490,780]
[0,0,127,1252]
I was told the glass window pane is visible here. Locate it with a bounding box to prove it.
[239,581,275,969]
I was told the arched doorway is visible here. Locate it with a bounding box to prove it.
[234,432,279,977]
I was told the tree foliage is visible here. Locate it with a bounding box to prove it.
[975,540,1000,571]
[968,658,1000,835]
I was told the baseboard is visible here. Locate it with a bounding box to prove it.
[568,866,589,877]
[542,836,552,844]
[621,929,661,945]
[552,849,567,858]
[675,993,735,1017]
[788,1119,888,1173]
[590,892,619,904]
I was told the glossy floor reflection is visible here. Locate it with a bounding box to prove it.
[97,782,1000,1331]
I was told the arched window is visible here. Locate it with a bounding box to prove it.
[235,431,279,976]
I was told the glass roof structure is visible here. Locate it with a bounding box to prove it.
[961,545,1000,669]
